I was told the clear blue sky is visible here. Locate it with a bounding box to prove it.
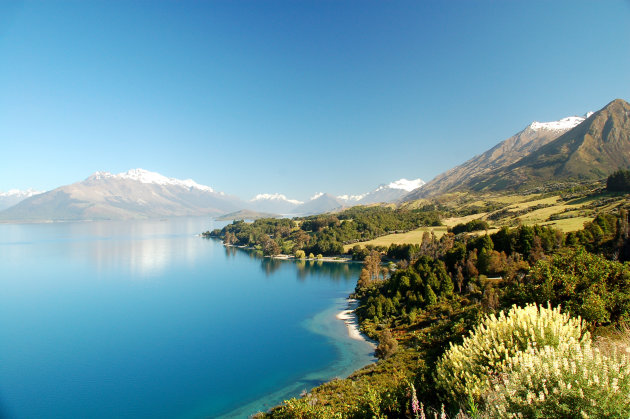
[1,0,629,201]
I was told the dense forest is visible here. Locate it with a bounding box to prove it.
[263,205,630,418]
[204,206,441,257]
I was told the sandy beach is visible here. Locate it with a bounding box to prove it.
[336,299,376,344]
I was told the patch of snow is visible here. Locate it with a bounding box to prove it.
[338,194,366,202]
[251,193,303,205]
[0,188,43,198]
[87,171,115,181]
[529,116,585,132]
[88,168,215,192]
[386,178,425,191]
[310,192,325,200]
[585,111,594,118]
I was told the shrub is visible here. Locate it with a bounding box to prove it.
[375,329,398,359]
[294,250,306,259]
[450,219,490,235]
[435,303,589,404]
[520,247,630,325]
[484,340,630,418]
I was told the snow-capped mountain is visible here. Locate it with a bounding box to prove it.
[293,193,345,215]
[338,178,425,205]
[287,178,425,215]
[0,169,244,222]
[528,114,588,132]
[0,189,44,211]
[249,193,303,214]
[0,170,426,221]
[89,169,216,192]
[407,112,591,199]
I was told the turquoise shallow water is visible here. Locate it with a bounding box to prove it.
[0,218,375,418]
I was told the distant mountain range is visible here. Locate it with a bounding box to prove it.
[243,178,425,216]
[0,169,424,221]
[3,98,627,222]
[406,98,630,199]
[248,193,304,214]
[339,178,425,205]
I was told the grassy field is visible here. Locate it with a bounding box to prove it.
[344,189,627,251]
[343,226,449,251]
[442,214,488,227]
[537,216,594,232]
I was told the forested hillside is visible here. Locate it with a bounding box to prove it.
[204,206,441,257]
[264,205,630,418]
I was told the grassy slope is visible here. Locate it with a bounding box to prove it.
[343,226,448,251]
[346,188,628,251]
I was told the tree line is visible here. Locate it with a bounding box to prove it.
[203,206,442,257]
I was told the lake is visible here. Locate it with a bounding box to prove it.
[0,217,375,418]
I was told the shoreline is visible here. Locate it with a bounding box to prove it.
[215,297,377,418]
[220,242,364,263]
[336,299,377,345]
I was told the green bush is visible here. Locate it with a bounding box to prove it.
[294,249,306,259]
[375,329,398,359]
[435,303,590,403]
[519,247,630,325]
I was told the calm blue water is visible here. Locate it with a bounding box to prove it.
[0,218,375,418]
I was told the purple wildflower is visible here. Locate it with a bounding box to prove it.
[410,383,421,419]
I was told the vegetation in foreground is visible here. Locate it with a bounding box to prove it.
[261,203,630,418]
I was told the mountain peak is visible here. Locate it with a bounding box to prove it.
[528,116,586,132]
[87,169,214,192]
[0,188,43,198]
[0,188,45,211]
[1,169,243,221]
[86,171,114,181]
[451,97,630,192]
[383,178,425,192]
[250,193,303,205]
[337,193,367,202]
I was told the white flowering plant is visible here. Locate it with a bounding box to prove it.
[435,303,589,403]
[484,339,630,418]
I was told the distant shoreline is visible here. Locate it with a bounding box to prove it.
[219,242,364,264]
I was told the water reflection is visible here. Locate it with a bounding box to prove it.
[0,217,369,419]
[224,245,238,258]
[261,257,283,275]
[206,240,361,283]
[295,260,358,282]
[0,217,219,278]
